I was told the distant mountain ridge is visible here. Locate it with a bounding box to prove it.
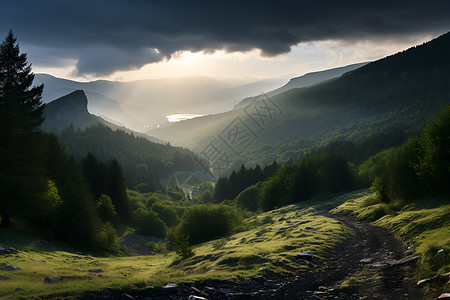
[34,74,288,131]
[234,62,367,109]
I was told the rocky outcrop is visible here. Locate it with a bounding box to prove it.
[41,90,101,133]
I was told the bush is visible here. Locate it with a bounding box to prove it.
[151,203,180,227]
[134,208,167,238]
[97,194,118,224]
[236,184,260,212]
[167,230,194,258]
[98,222,119,252]
[173,204,243,244]
[146,241,169,254]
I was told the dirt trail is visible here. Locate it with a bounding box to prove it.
[274,213,428,299]
[87,213,434,299]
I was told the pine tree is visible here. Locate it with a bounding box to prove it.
[0,31,45,226]
[107,159,130,221]
[81,153,107,199]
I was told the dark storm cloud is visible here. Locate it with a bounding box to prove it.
[2,0,450,76]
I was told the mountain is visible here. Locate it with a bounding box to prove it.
[41,90,102,133]
[34,74,288,131]
[234,62,367,109]
[149,32,450,176]
[41,90,164,144]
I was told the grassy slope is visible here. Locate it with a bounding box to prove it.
[1,190,447,298]
[0,204,348,299]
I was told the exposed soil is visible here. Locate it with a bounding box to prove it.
[85,213,438,300]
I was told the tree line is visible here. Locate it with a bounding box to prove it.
[0,31,126,250]
[59,123,199,192]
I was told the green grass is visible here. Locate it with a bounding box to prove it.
[4,189,446,298]
[331,190,450,281]
[0,204,348,299]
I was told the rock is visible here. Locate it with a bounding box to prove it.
[390,255,421,266]
[188,296,207,300]
[405,249,415,256]
[297,252,313,260]
[120,293,135,299]
[43,276,61,283]
[163,283,178,293]
[417,272,450,287]
[0,244,18,255]
[360,258,373,264]
[88,268,104,273]
[201,286,216,297]
[217,288,229,295]
[436,293,450,299]
[190,286,202,294]
[0,264,21,270]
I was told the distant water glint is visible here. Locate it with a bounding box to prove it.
[167,114,204,122]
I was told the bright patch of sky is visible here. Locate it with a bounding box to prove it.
[29,35,434,83]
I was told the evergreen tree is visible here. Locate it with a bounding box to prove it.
[42,134,104,249]
[0,31,45,226]
[81,153,107,199]
[107,159,130,221]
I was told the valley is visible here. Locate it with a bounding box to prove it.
[1,10,449,300]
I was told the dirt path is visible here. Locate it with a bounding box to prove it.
[273,213,428,299]
[87,213,433,299]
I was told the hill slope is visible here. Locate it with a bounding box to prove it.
[234,62,367,109]
[150,32,450,175]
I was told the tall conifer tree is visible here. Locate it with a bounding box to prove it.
[0,31,45,226]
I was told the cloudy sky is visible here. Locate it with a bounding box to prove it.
[2,0,450,81]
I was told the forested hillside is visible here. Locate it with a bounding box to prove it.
[150,32,450,176]
[59,124,200,192]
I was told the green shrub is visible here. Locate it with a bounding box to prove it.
[167,230,194,258]
[173,204,243,244]
[97,194,118,224]
[98,222,119,252]
[134,208,167,238]
[151,203,180,227]
[366,205,388,221]
[236,184,260,212]
[146,241,169,254]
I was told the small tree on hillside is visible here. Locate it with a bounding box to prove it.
[0,30,45,226]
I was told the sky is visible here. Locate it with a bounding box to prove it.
[2,0,450,82]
